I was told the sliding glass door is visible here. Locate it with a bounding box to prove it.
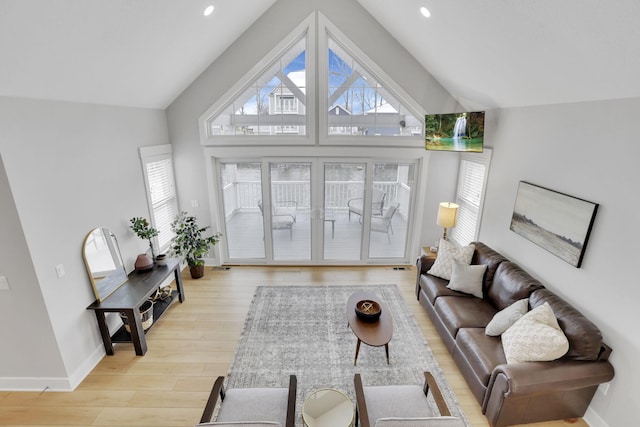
[270,162,311,261]
[322,162,365,261]
[217,158,416,264]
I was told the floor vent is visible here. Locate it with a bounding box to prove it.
[393,266,407,270]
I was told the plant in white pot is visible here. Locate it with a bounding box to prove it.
[130,217,159,271]
[170,211,221,279]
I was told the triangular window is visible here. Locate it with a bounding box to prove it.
[208,36,308,136]
[326,36,423,137]
[201,12,424,145]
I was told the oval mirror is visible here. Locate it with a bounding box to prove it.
[82,227,128,302]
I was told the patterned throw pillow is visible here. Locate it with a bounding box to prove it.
[427,239,475,281]
[502,302,569,363]
[485,298,529,336]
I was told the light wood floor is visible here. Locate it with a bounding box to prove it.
[0,266,588,427]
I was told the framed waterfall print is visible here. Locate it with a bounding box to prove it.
[509,181,598,268]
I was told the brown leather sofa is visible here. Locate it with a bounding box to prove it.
[416,242,614,427]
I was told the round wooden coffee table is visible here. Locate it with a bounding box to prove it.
[302,388,353,427]
[346,291,393,365]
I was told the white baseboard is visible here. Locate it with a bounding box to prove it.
[0,376,72,392]
[68,343,106,390]
[584,406,609,427]
[0,344,105,392]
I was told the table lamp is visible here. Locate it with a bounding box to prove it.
[437,202,459,241]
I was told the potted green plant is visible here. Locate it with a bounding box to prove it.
[170,211,221,279]
[130,217,159,270]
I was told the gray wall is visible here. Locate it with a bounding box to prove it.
[0,97,169,389]
[479,99,640,426]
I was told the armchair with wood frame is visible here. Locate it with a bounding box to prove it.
[198,375,297,427]
[354,372,464,427]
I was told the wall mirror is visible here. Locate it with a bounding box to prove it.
[82,227,128,302]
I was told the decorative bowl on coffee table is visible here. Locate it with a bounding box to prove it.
[355,299,382,322]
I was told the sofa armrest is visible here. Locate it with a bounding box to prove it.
[417,255,435,275]
[486,360,614,399]
[416,255,436,299]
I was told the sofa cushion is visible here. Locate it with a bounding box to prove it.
[454,328,506,387]
[447,261,487,298]
[375,417,465,427]
[485,298,529,336]
[420,274,473,305]
[470,242,509,289]
[364,385,433,425]
[215,387,290,425]
[434,297,497,338]
[427,239,475,280]
[502,302,569,364]
[198,423,280,427]
[487,262,544,310]
[529,289,603,361]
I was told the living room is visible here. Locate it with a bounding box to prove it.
[0,1,637,426]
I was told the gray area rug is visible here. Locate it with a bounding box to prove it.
[227,285,469,426]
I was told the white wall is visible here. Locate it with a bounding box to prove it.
[0,97,169,390]
[166,0,460,237]
[479,99,640,427]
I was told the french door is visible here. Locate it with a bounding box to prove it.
[217,158,416,264]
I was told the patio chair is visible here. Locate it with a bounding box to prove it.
[273,200,297,222]
[354,372,464,427]
[348,188,387,221]
[199,375,297,427]
[370,201,399,243]
[258,200,295,239]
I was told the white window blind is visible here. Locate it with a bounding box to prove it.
[139,146,178,252]
[450,149,492,246]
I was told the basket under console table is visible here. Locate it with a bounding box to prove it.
[87,257,184,356]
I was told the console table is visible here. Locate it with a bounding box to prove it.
[87,257,184,356]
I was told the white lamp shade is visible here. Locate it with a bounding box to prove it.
[437,202,459,228]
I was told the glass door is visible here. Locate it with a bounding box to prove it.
[217,158,416,264]
[368,162,415,259]
[322,162,366,261]
[219,162,265,260]
[269,161,311,261]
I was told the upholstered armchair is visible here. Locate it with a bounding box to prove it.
[348,188,387,221]
[198,375,297,427]
[354,372,464,427]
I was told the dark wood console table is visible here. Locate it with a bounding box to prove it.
[87,257,184,356]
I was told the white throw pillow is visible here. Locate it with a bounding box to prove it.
[427,239,475,280]
[485,298,529,336]
[446,260,487,298]
[502,302,569,364]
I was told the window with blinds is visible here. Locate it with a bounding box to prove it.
[450,149,492,246]
[139,145,178,253]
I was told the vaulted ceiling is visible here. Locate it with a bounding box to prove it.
[1,0,638,110]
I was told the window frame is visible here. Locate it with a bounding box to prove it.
[449,148,492,246]
[198,14,316,146]
[139,145,179,254]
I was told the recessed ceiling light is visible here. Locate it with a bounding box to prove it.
[420,6,431,18]
[204,5,214,16]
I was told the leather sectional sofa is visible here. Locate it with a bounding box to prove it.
[416,242,614,427]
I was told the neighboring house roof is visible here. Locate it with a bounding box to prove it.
[329,105,351,115]
[366,103,397,114]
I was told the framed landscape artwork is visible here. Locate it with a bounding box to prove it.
[510,181,598,268]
